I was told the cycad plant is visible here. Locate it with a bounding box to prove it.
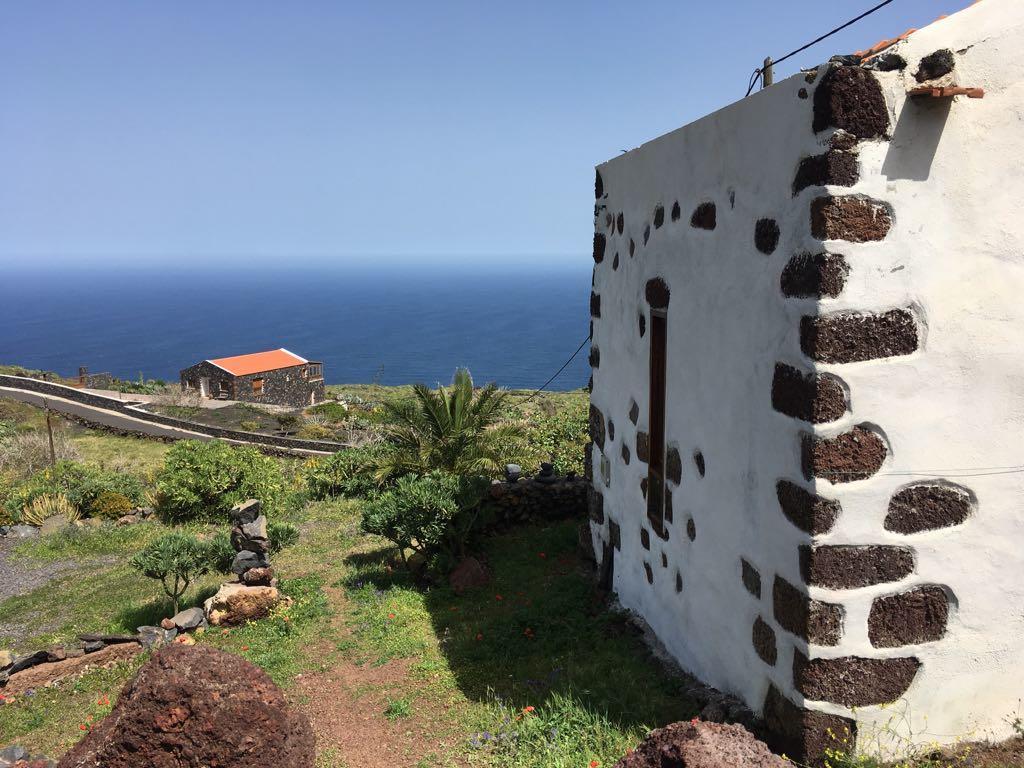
[372,368,522,481]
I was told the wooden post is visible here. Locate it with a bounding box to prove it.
[44,400,56,467]
[762,57,774,88]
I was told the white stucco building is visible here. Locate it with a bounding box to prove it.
[586,2,1024,763]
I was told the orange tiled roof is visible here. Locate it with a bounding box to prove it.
[207,348,308,376]
[853,0,981,60]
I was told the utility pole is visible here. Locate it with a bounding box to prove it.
[762,57,774,88]
[43,399,56,467]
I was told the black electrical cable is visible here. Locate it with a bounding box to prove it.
[745,0,897,96]
[519,335,590,402]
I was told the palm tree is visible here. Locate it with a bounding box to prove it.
[372,368,522,481]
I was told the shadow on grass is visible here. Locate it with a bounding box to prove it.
[421,520,699,733]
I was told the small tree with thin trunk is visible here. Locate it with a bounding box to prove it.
[130,531,211,614]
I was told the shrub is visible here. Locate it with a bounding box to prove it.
[306,401,349,422]
[275,414,299,434]
[21,493,80,526]
[89,490,134,520]
[360,471,488,567]
[207,520,300,574]
[302,446,383,500]
[3,461,144,519]
[130,531,212,614]
[297,424,333,441]
[156,441,284,524]
[503,396,588,477]
[239,420,260,432]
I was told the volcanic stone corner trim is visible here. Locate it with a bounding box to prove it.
[608,519,621,550]
[793,150,859,196]
[621,443,630,465]
[776,480,840,536]
[812,65,888,138]
[595,170,604,199]
[588,346,600,369]
[588,487,605,524]
[584,442,594,481]
[666,446,682,484]
[869,585,950,648]
[793,651,921,707]
[914,49,955,83]
[753,616,777,666]
[772,363,848,424]
[690,202,717,230]
[763,684,857,768]
[590,292,601,318]
[589,405,606,450]
[593,233,606,263]
[755,218,780,255]
[773,575,844,646]
[802,425,887,484]
[636,432,650,463]
[741,558,762,598]
[801,308,919,364]
[644,561,654,584]
[886,483,973,534]
[781,252,849,299]
[638,313,646,337]
[811,195,893,242]
[645,278,670,309]
[800,545,914,590]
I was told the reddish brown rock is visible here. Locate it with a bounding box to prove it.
[780,252,849,298]
[773,576,843,646]
[203,584,286,626]
[776,480,840,536]
[763,685,856,768]
[771,363,847,424]
[811,196,892,242]
[793,151,858,196]
[613,720,785,768]
[690,202,717,230]
[869,585,950,648]
[56,645,314,768]
[812,65,888,138]
[885,483,973,534]
[793,651,921,707]
[800,545,914,589]
[801,308,918,364]
[802,426,887,483]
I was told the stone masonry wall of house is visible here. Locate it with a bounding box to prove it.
[587,2,1024,763]
[180,361,325,408]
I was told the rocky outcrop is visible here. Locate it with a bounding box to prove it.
[56,644,315,768]
[614,721,785,768]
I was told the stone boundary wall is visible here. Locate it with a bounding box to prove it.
[481,476,587,528]
[0,375,346,454]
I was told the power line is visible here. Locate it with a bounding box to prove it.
[518,335,590,403]
[745,0,897,96]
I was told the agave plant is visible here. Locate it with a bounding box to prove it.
[21,493,80,526]
[371,368,523,481]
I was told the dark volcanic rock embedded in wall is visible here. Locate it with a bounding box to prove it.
[588,346,600,369]
[671,201,681,221]
[588,487,605,524]
[802,426,887,483]
[771,363,847,424]
[763,684,857,768]
[811,195,892,242]
[781,252,849,298]
[589,405,606,449]
[595,170,604,199]
[773,575,843,646]
[752,616,777,666]
[885,483,973,533]
[800,544,914,589]
[812,65,888,138]
[653,204,665,228]
[666,447,682,484]
[690,202,717,230]
[755,218,780,255]
[793,151,859,196]
[590,292,601,318]
[617,212,624,234]
[915,49,955,82]
[869,585,950,648]
[776,480,840,536]
[593,233,606,263]
[792,651,921,707]
[741,559,762,598]
[485,477,589,528]
[801,308,918,364]
[635,432,650,463]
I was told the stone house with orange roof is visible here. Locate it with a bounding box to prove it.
[179,348,324,408]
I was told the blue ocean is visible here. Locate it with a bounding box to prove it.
[0,257,592,390]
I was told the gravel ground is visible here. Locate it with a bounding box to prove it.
[0,537,81,602]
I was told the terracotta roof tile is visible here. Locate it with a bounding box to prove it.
[853,1,980,61]
[207,348,308,376]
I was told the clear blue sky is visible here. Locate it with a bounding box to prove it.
[0,0,967,265]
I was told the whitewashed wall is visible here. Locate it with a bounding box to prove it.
[588,0,1024,761]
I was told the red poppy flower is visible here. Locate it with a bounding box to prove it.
[523,706,535,713]
[591,761,600,767]
[539,552,547,558]
[388,613,396,619]
[495,594,503,601]
[241,645,250,651]
[475,632,483,641]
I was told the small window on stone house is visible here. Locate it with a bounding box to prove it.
[252,378,264,396]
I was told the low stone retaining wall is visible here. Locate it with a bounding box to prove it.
[481,475,588,527]
[0,375,346,455]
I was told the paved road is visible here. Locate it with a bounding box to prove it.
[0,386,334,457]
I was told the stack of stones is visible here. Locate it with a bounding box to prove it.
[483,464,587,527]
[229,499,276,587]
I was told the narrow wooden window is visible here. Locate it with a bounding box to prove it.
[252,378,264,396]
[647,309,668,534]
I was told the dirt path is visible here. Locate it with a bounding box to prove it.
[0,538,79,603]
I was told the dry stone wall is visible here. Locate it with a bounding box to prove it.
[587,2,1024,763]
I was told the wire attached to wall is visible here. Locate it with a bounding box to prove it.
[745,0,897,96]
[517,335,590,403]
